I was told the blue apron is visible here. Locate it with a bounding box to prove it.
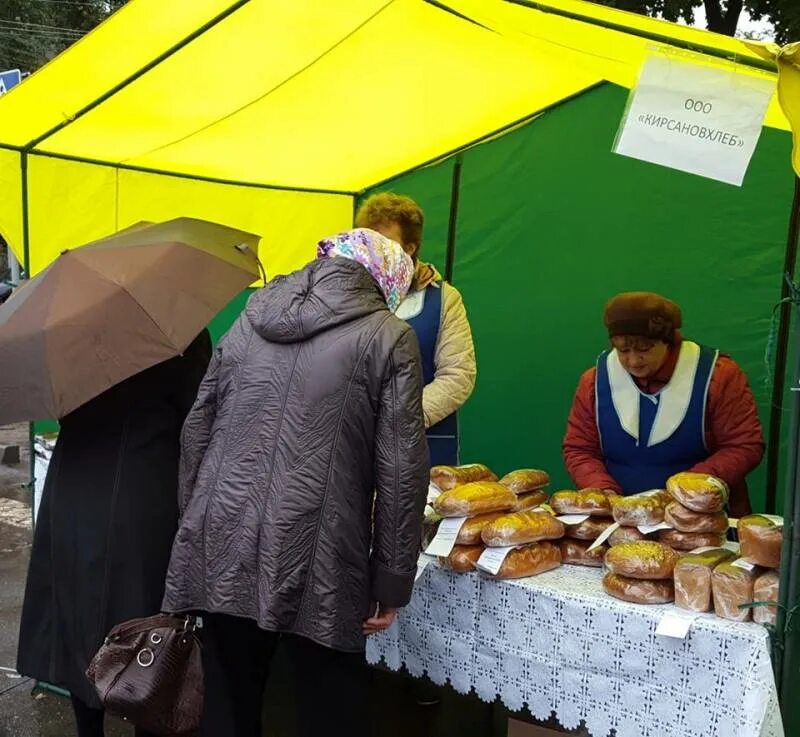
[400,284,459,466]
[595,341,718,494]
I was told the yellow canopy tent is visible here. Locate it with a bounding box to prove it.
[0,0,791,279]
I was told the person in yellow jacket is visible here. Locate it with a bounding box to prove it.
[355,192,476,466]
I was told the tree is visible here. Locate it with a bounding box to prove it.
[0,0,127,74]
[587,0,799,44]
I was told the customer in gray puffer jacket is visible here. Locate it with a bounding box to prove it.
[162,228,429,737]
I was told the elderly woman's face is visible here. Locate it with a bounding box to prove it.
[612,336,670,380]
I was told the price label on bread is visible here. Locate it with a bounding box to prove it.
[425,517,468,557]
[587,521,621,552]
[731,557,756,572]
[556,514,590,525]
[476,545,518,575]
[638,521,673,535]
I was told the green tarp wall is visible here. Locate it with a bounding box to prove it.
[362,83,795,512]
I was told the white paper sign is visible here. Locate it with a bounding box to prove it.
[723,540,741,554]
[614,54,774,186]
[556,514,591,525]
[587,521,620,552]
[424,517,467,557]
[638,521,673,534]
[761,514,784,528]
[427,482,442,504]
[656,609,700,639]
[476,546,517,576]
[728,517,739,528]
[415,557,432,581]
[732,557,756,572]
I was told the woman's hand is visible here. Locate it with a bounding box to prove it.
[363,603,397,636]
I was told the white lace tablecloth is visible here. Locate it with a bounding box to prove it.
[367,558,783,737]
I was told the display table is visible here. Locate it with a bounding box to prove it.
[367,558,783,737]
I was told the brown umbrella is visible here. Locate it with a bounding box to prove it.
[0,217,261,424]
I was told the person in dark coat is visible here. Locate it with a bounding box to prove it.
[17,330,211,737]
[162,228,429,737]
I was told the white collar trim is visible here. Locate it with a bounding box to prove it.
[606,341,702,447]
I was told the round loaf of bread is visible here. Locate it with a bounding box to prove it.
[608,526,654,546]
[666,472,728,513]
[603,572,674,604]
[658,528,726,551]
[433,481,516,518]
[664,502,728,534]
[492,541,561,579]
[604,541,679,579]
[563,517,615,541]
[431,464,497,491]
[455,512,506,546]
[481,511,565,547]
[610,491,668,526]
[738,515,783,568]
[560,538,606,567]
[439,545,483,573]
[550,490,612,517]
[499,469,550,494]
[511,490,549,512]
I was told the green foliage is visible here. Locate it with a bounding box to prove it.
[588,0,799,43]
[0,0,127,73]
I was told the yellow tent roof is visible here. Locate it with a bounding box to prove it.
[0,0,790,273]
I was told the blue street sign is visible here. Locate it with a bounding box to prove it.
[0,69,22,95]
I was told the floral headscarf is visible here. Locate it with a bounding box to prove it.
[317,228,414,312]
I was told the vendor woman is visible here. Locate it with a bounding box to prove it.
[563,292,764,517]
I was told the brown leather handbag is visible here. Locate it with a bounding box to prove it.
[86,613,203,736]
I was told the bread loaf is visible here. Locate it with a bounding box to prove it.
[610,491,668,526]
[753,570,780,626]
[499,469,550,494]
[659,529,726,551]
[455,512,506,546]
[551,490,612,517]
[481,511,565,547]
[439,545,484,573]
[604,541,679,579]
[674,548,735,612]
[712,561,760,621]
[431,464,497,491]
[739,515,783,568]
[493,541,561,579]
[560,538,606,567]
[433,481,516,518]
[603,572,674,604]
[563,517,615,541]
[666,472,729,513]
[511,490,549,512]
[664,503,729,534]
[608,526,654,546]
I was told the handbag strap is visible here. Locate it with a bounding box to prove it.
[106,614,196,643]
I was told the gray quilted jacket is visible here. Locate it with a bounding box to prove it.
[162,257,429,652]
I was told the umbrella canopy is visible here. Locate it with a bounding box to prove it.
[0,217,260,424]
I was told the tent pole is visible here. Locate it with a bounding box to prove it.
[20,150,37,518]
[445,154,463,283]
[778,299,800,730]
[766,176,800,513]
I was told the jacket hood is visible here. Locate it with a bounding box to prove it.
[245,258,388,343]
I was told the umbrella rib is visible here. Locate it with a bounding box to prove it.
[70,256,183,353]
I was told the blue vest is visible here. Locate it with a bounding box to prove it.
[397,284,459,466]
[595,341,718,494]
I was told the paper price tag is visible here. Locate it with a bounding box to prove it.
[762,514,784,528]
[732,558,756,572]
[556,514,590,525]
[415,558,431,581]
[638,521,673,534]
[728,517,739,528]
[656,609,699,639]
[587,521,620,552]
[427,482,442,504]
[722,540,741,554]
[424,517,467,557]
[476,546,517,576]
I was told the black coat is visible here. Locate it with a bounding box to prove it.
[17,331,211,707]
[163,258,430,652]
